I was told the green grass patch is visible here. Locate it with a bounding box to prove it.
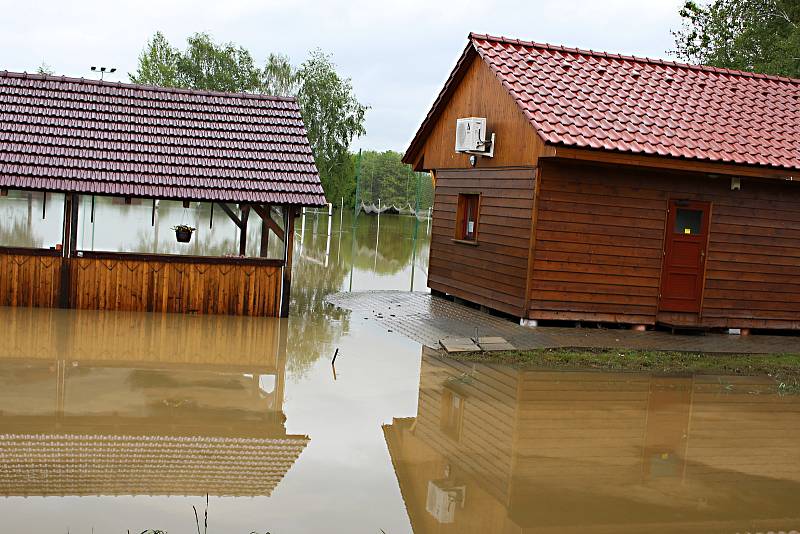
[451,347,800,393]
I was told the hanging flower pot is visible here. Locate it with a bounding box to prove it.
[173,224,196,243]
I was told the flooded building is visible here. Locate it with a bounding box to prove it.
[384,348,800,532]
[403,33,800,332]
[0,71,326,317]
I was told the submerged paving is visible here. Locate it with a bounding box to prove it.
[326,291,800,354]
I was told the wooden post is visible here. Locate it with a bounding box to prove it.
[68,194,79,257]
[239,204,250,256]
[280,206,297,318]
[59,193,79,308]
[260,217,270,258]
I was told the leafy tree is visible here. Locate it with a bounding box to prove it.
[129,32,182,87]
[355,150,433,210]
[325,152,357,209]
[295,50,368,203]
[130,32,297,95]
[262,53,298,97]
[673,0,800,77]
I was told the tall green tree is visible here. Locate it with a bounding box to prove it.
[295,50,368,204]
[673,0,800,77]
[129,32,182,88]
[130,32,301,96]
[262,53,298,97]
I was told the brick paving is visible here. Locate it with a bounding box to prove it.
[326,291,800,355]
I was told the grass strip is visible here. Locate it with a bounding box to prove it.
[450,347,800,393]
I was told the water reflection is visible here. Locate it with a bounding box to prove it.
[385,348,800,533]
[288,211,429,376]
[3,202,800,532]
[0,212,430,532]
[0,307,306,497]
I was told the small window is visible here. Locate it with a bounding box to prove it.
[674,208,702,235]
[456,193,480,241]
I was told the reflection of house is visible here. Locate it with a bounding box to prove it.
[0,307,308,497]
[384,348,800,533]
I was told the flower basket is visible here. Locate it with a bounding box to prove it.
[173,225,195,243]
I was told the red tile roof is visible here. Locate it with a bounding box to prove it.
[0,71,326,206]
[407,33,800,172]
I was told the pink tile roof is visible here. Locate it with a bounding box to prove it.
[407,33,800,172]
[0,71,326,206]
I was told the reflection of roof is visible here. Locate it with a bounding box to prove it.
[0,71,325,205]
[0,432,309,497]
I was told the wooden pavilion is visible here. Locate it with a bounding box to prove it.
[0,71,326,317]
[404,33,800,332]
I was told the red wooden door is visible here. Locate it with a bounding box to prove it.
[659,200,711,313]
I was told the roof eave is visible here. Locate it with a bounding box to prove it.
[542,143,800,180]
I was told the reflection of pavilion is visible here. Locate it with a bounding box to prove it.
[385,348,800,533]
[0,307,308,497]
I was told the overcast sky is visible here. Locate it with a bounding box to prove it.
[0,0,684,152]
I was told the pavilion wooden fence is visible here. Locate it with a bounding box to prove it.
[0,247,283,317]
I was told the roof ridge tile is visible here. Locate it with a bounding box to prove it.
[470,33,800,85]
[0,70,300,103]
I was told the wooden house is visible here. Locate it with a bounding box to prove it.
[403,33,800,331]
[0,71,326,317]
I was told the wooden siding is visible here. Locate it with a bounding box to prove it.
[413,348,520,505]
[0,248,62,308]
[429,167,535,315]
[69,253,282,316]
[530,159,800,328]
[513,371,650,485]
[388,354,800,533]
[418,55,544,170]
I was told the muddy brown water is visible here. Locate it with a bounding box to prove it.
[2,210,800,533]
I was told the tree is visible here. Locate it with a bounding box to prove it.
[129,32,181,87]
[129,32,296,94]
[262,53,298,97]
[36,62,54,76]
[673,0,800,77]
[296,50,368,204]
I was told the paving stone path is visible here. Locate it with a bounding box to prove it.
[326,291,800,355]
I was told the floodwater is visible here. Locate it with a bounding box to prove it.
[2,210,800,533]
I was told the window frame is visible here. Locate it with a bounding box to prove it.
[455,193,481,243]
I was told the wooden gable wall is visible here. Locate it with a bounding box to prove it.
[417,55,544,171]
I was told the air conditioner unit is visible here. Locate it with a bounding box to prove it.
[425,479,466,524]
[455,117,495,157]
